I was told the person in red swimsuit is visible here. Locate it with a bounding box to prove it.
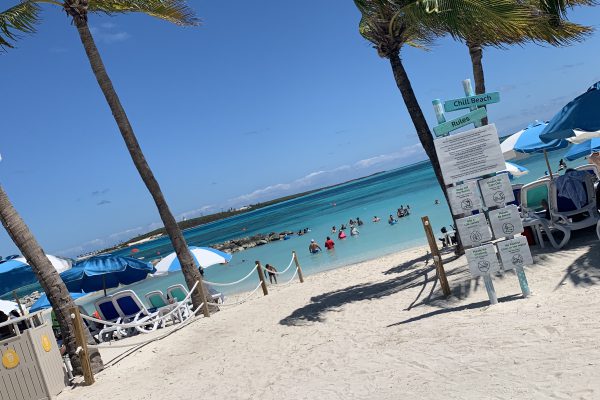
[324,236,335,250]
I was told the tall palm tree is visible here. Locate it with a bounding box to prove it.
[1,3,103,375]
[448,0,593,124]
[1,0,211,317]
[0,185,103,374]
[354,0,531,203]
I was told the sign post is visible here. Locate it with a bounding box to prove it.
[431,79,532,305]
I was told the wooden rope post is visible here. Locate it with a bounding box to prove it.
[292,251,304,283]
[255,261,269,296]
[69,307,95,386]
[421,216,451,297]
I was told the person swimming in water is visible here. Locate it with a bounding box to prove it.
[388,214,397,224]
[372,216,380,222]
[338,230,347,239]
[434,199,440,205]
[356,217,363,226]
[350,226,359,236]
[308,239,322,254]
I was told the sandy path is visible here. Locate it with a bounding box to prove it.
[58,233,600,400]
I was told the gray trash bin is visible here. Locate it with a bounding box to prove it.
[1,312,66,400]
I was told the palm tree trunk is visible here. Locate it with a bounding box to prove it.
[72,19,210,316]
[0,185,103,374]
[389,52,464,255]
[467,41,488,126]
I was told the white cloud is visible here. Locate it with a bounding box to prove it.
[89,24,131,44]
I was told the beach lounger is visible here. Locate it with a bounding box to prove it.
[520,179,571,249]
[167,284,225,306]
[549,172,599,231]
[94,296,126,342]
[112,290,162,333]
[145,290,183,324]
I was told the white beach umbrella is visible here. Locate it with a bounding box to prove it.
[0,299,18,314]
[566,129,600,144]
[501,162,529,177]
[154,247,232,276]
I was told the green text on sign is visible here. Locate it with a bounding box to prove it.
[443,92,500,112]
[433,107,487,137]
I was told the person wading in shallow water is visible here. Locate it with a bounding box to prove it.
[265,264,278,284]
[308,239,322,254]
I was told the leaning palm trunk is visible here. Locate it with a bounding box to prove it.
[467,41,488,125]
[388,52,464,254]
[0,185,103,374]
[71,17,210,316]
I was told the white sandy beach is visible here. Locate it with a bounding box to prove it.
[58,231,600,400]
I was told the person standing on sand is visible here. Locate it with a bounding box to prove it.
[325,236,335,250]
[309,239,322,254]
[265,264,278,284]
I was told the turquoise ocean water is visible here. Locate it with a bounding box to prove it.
[71,150,582,311]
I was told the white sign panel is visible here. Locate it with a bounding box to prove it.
[448,181,482,215]
[496,236,533,270]
[465,244,500,277]
[479,174,515,208]
[488,205,523,238]
[456,213,492,247]
[434,124,505,185]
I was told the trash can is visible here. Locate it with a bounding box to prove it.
[1,312,66,400]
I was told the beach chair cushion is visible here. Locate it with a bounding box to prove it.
[169,287,187,303]
[96,298,120,321]
[146,291,169,309]
[526,185,549,211]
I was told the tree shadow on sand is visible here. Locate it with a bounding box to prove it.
[279,251,459,326]
[555,239,600,289]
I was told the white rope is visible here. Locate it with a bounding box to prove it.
[204,265,258,287]
[265,255,295,275]
[218,282,263,307]
[79,281,199,328]
[279,267,299,286]
[88,311,202,349]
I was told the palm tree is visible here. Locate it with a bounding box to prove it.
[0,185,103,374]
[1,0,211,317]
[450,0,593,124]
[1,3,103,375]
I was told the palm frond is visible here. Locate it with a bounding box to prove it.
[538,0,596,19]
[87,0,198,26]
[0,1,41,51]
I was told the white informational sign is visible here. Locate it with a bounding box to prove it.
[434,124,505,185]
[479,174,515,208]
[447,181,482,215]
[496,236,533,270]
[465,244,500,277]
[488,205,523,238]
[456,213,492,247]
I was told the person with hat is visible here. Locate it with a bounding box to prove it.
[308,239,322,254]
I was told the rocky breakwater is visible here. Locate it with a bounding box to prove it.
[213,231,296,254]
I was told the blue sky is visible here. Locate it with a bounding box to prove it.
[1,1,600,257]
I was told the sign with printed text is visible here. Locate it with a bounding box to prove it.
[448,181,482,215]
[443,92,500,112]
[465,244,500,277]
[433,107,487,137]
[488,205,523,239]
[496,236,533,270]
[479,173,515,208]
[434,124,505,185]
[456,213,492,247]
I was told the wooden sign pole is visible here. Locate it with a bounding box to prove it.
[421,216,451,296]
[69,307,95,385]
[255,261,269,296]
[292,251,304,283]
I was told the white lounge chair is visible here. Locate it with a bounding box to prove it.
[520,179,571,249]
[549,172,599,231]
[145,290,183,324]
[94,296,126,342]
[575,164,599,182]
[112,290,162,333]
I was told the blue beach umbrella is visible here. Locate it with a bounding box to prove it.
[29,292,88,313]
[564,138,600,162]
[154,246,232,276]
[61,255,155,295]
[0,255,73,296]
[501,161,529,177]
[540,82,600,143]
[500,121,569,179]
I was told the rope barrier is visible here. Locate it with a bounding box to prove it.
[218,282,263,307]
[204,265,258,287]
[278,267,299,286]
[80,281,199,329]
